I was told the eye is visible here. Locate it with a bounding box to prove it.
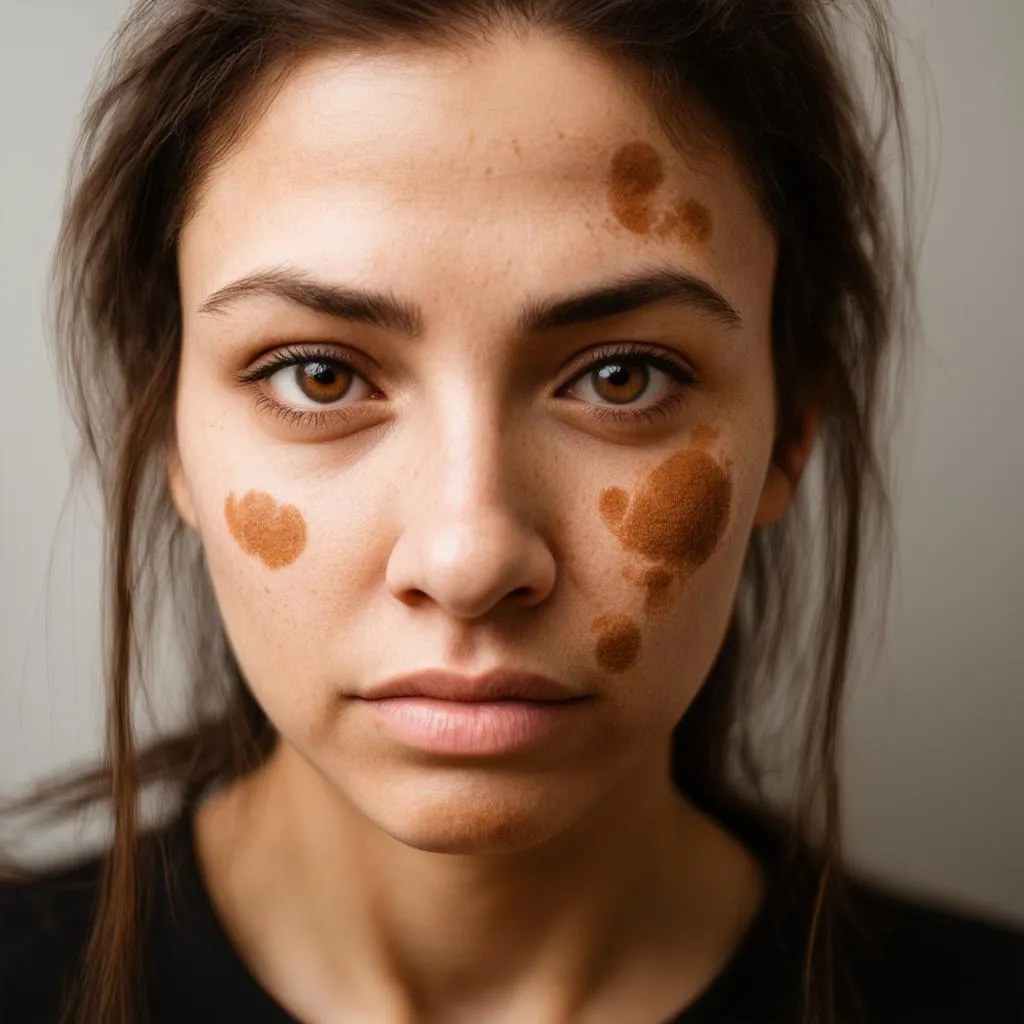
[233,344,380,429]
[268,356,373,408]
[561,343,699,425]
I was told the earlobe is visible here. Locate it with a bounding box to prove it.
[753,405,820,526]
[165,442,198,532]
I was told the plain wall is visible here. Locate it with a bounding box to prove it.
[1,0,1021,924]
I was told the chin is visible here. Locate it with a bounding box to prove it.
[343,769,594,855]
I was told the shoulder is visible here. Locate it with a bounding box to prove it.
[0,850,106,1023]
[833,870,1024,1022]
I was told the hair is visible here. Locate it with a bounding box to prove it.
[0,1,917,1022]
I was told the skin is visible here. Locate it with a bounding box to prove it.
[167,30,816,1024]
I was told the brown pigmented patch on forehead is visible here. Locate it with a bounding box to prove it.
[655,196,714,246]
[225,490,307,569]
[607,139,714,245]
[608,140,664,234]
[591,613,643,673]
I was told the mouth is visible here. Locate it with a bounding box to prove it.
[360,667,582,703]
[361,695,592,757]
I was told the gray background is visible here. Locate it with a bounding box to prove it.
[2,1,1021,924]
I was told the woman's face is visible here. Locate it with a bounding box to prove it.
[170,32,796,853]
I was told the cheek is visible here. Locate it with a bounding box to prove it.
[589,426,767,686]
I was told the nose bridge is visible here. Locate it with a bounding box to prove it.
[387,382,556,619]
[433,390,512,512]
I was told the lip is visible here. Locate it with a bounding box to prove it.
[363,697,589,756]
[360,668,581,703]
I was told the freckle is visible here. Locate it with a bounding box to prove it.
[599,487,629,528]
[608,140,664,235]
[690,423,720,445]
[557,130,566,140]
[591,613,642,673]
[225,490,307,569]
[485,166,492,176]
[656,196,714,246]
[511,137,521,155]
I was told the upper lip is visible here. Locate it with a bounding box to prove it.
[361,668,582,703]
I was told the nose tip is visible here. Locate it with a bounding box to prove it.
[386,512,556,620]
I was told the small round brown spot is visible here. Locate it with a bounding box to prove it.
[591,613,642,673]
[599,487,629,528]
[225,490,307,569]
[655,197,713,246]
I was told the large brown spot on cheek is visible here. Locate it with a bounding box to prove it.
[601,428,732,620]
[591,613,643,673]
[613,449,732,571]
[608,140,664,234]
[225,490,307,569]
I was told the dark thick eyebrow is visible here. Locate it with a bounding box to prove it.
[197,264,746,335]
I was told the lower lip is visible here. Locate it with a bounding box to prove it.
[364,697,589,756]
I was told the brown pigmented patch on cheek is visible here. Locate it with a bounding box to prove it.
[225,490,307,569]
[599,425,732,630]
[639,567,675,615]
[599,487,629,528]
[606,140,714,245]
[609,447,732,569]
[591,613,643,673]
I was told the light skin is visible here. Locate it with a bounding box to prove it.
[167,29,817,1024]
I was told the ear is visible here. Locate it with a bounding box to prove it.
[753,404,820,526]
[165,440,199,532]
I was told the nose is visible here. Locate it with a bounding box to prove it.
[385,426,557,620]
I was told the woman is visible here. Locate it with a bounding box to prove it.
[1,1,1021,1022]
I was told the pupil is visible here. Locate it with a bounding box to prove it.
[600,363,631,387]
[597,361,646,402]
[306,362,335,385]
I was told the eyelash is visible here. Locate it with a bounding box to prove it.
[233,342,700,431]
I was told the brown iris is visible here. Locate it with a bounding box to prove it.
[296,360,353,403]
[593,360,648,404]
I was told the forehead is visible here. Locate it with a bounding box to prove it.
[180,33,775,323]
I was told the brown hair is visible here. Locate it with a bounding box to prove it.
[1,2,916,1022]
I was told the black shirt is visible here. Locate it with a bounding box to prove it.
[2,800,1022,1023]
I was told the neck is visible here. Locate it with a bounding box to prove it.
[194,742,764,1024]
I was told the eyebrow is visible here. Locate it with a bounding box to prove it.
[197,264,746,335]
